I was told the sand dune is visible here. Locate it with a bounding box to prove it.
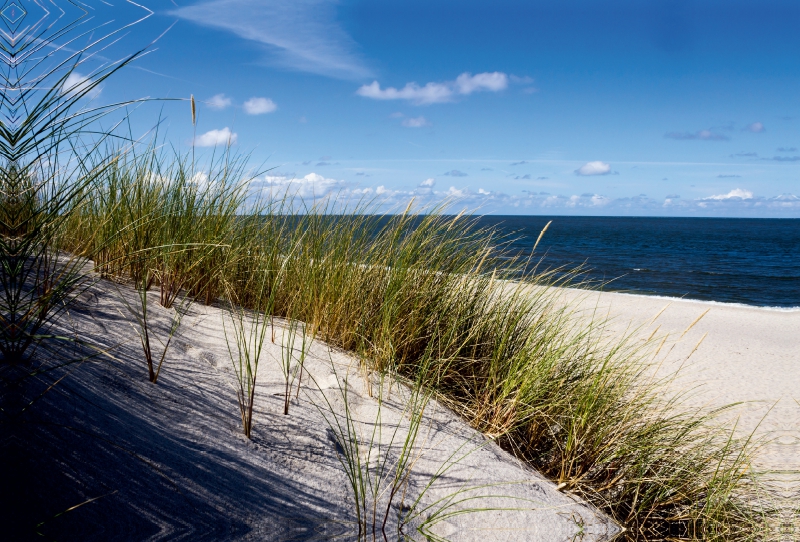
[2,277,618,541]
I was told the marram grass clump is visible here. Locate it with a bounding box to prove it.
[57,148,770,540]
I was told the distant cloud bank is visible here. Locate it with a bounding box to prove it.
[248,172,800,217]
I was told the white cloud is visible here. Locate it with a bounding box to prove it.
[702,188,754,200]
[190,172,210,186]
[420,178,435,187]
[243,97,277,115]
[357,71,508,105]
[401,116,430,128]
[193,127,238,147]
[575,161,612,176]
[357,81,452,105]
[207,93,232,110]
[171,0,371,79]
[745,122,765,133]
[61,72,101,99]
[454,72,508,94]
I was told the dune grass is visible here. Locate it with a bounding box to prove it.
[47,150,772,540]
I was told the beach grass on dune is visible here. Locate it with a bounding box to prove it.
[50,145,770,540]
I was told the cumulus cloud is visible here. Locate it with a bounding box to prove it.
[510,160,528,166]
[194,127,237,147]
[701,188,754,201]
[665,130,729,141]
[61,72,101,99]
[575,161,612,176]
[745,122,765,133]
[420,178,435,187]
[357,72,508,105]
[357,81,453,105]
[401,116,430,128]
[207,93,232,110]
[443,170,468,177]
[243,97,277,115]
[777,147,797,152]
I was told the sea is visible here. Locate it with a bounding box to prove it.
[475,216,800,309]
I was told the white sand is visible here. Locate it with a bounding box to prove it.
[3,277,618,541]
[559,289,800,476]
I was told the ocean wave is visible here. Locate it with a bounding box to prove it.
[607,291,800,312]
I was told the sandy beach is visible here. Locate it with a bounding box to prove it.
[561,289,800,476]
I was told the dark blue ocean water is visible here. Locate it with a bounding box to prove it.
[475,216,800,308]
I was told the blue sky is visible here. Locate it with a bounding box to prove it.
[76,0,800,216]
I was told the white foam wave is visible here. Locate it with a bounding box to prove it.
[606,291,800,312]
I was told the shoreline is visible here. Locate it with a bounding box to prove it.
[589,289,800,312]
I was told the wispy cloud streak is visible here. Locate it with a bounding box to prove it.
[171,0,371,79]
